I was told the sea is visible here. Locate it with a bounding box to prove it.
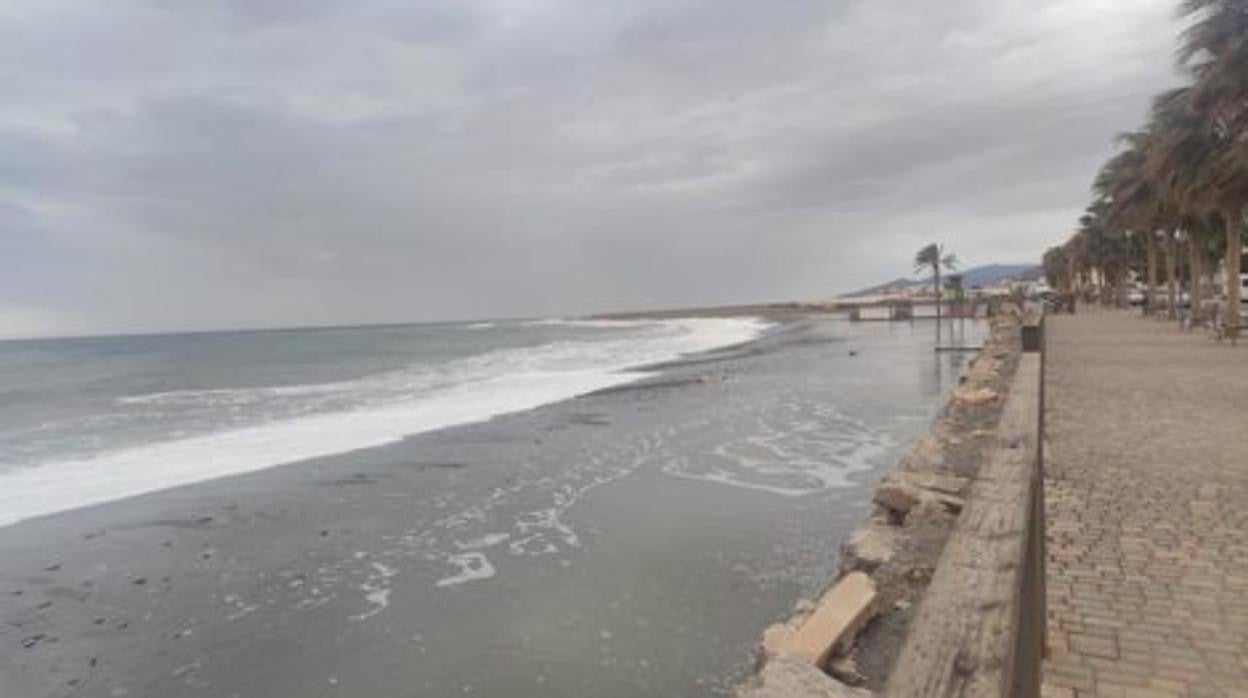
[0,318,769,527]
[0,314,986,697]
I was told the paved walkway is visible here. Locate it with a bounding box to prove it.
[1042,309,1248,697]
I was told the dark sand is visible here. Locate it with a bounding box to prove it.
[0,317,983,698]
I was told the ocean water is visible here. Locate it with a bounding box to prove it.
[0,317,767,527]
[0,315,989,697]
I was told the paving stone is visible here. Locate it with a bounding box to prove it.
[1040,310,1248,698]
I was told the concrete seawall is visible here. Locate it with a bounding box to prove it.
[738,311,1046,697]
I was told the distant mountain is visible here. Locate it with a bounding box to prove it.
[845,263,1041,297]
[844,277,922,298]
[957,264,1042,287]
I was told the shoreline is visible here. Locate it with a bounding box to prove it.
[739,310,1022,695]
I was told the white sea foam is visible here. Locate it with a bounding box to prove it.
[0,317,768,527]
[454,533,510,550]
[435,552,496,587]
[658,400,895,497]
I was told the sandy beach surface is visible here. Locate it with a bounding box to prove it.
[0,316,984,698]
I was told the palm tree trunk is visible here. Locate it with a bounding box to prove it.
[933,264,942,342]
[1227,213,1242,342]
[1165,231,1178,321]
[1145,233,1158,316]
[1188,232,1204,326]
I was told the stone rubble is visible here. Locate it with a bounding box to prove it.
[735,311,1024,696]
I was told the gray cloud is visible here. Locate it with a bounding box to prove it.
[0,0,1181,336]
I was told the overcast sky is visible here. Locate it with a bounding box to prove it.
[1,0,1183,337]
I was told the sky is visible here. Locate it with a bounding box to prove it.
[0,0,1184,337]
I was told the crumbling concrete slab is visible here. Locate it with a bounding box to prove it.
[783,572,879,667]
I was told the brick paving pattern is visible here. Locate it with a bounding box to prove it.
[1042,309,1248,697]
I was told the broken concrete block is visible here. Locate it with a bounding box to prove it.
[783,572,879,667]
[954,386,998,405]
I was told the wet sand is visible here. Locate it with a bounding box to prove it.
[0,317,983,698]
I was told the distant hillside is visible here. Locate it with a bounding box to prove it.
[845,263,1041,297]
[845,277,921,298]
[958,263,1042,287]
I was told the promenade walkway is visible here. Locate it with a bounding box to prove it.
[1042,309,1248,697]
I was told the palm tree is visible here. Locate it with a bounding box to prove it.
[1094,136,1164,314]
[1147,88,1226,325]
[1056,0,1246,340]
[914,243,958,325]
[1043,245,1072,295]
[1075,201,1133,306]
[1177,213,1210,324]
[1170,0,1248,338]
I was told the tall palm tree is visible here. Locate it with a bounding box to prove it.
[1057,0,1246,340]
[1095,136,1164,314]
[1147,88,1226,325]
[913,243,958,325]
[1171,0,1248,337]
[1043,245,1072,294]
[1076,201,1133,306]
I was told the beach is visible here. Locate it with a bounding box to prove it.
[0,315,984,697]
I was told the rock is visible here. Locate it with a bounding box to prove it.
[873,480,921,518]
[826,653,867,687]
[760,623,798,663]
[906,473,967,497]
[736,655,872,698]
[933,493,965,514]
[954,386,998,405]
[840,525,897,573]
[905,495,961,528]
[898,435,944,471]
[793,598,817,615]
[974,357,1000,374]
